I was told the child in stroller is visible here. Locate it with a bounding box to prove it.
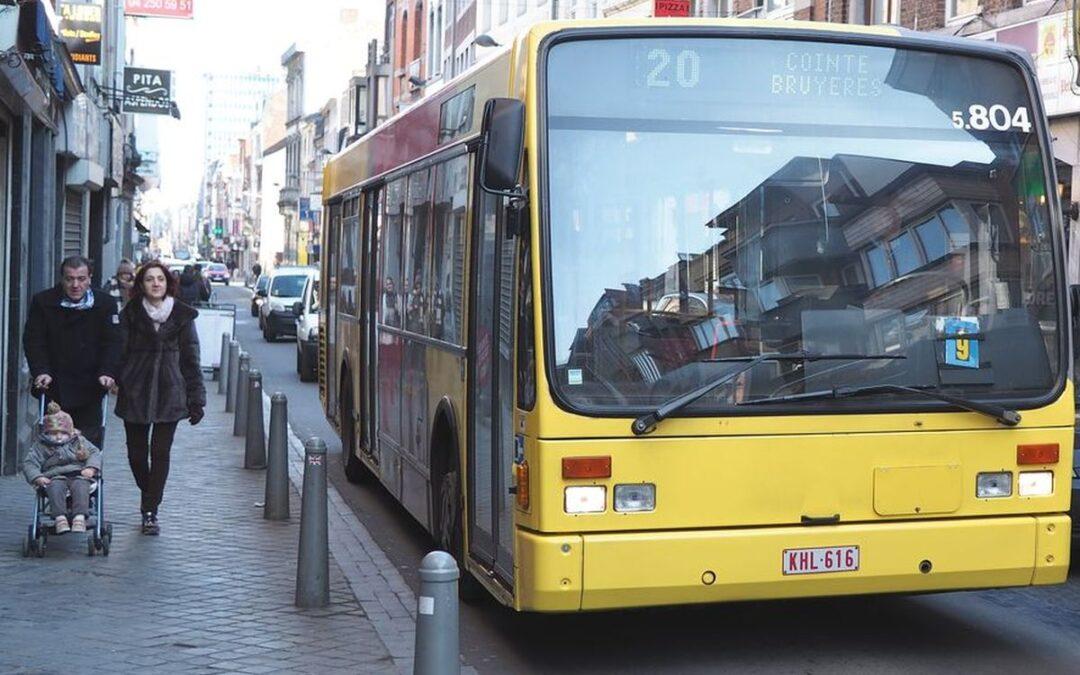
[22,400,112,556]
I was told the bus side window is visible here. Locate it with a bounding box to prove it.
[380,178,406,328]
[431,154,468,344]
[338,198,358,315]
[405,168,433,335]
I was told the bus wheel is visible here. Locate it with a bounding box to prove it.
[341,387,370,484]
[436,463,485,602]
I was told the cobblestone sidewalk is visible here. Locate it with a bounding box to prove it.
[0,390,399,674]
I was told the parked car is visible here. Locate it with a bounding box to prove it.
[259,267,318,341]
[205,262,231,284]
[295,276,320,382]
[250,275,270,317]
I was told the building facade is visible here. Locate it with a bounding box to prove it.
[1,0,144,476]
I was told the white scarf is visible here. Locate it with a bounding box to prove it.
[142,296,175,332]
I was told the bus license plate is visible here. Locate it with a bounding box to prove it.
[782,546,859,575]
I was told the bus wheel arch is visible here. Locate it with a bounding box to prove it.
[430,398,484,601]
[339,362,370,484]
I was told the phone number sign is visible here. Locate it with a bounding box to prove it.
[124,0,193,20]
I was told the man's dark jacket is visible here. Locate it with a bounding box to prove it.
[23,286,121,409]
[114,299,205,424]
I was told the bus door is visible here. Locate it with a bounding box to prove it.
[469,189,516,582]
[361,187,381,462]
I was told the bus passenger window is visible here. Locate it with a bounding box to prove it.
[338,199,359,316]
[431,154,468,344]
[380,178,406,328]
[405,168,432,335]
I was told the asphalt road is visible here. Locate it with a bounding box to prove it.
[217,284,1080,674]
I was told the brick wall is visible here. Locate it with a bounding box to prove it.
[899,0,945,31]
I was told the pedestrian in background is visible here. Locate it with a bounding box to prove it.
[23,255,120,450]
[115,261,205,535]
[177,265,201,304]
[106,258,136,308]
[193,266,212,303]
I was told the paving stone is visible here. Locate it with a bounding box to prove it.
[0,398,398,673]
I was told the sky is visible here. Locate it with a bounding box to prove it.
[126,0,384,212]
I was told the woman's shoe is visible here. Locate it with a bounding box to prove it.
[141,512,159,535]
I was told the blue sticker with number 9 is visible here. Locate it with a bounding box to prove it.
[941,317,980,368]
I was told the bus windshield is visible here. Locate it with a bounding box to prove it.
[544,37,1061,414]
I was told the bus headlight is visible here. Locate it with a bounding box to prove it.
[565,486,605,514]
[976,472,1012,498]
[1018,471,1053,497]
[614,484,656,512]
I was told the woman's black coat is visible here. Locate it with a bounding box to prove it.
[115,299,206,424]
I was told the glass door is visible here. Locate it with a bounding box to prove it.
[469,188,515,582]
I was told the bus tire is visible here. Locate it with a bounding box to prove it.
[435,451,485,603]
[341,383,371,484]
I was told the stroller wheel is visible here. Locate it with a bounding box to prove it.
[101,534,110,556]
[35,537,46,558]
[87,537,96,556]
[22,534,31,557]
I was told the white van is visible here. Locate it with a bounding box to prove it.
[294,275,320,382]
[259,266,318,342]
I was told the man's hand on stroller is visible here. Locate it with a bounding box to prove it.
[98,375,115,390]
[33,476,50,487]
[33,374,52,390]
[80,468,95,479]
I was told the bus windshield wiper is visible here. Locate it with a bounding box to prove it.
[630,352,904,436]
[738,383,1021,427]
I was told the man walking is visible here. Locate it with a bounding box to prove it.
[23,256,121,449]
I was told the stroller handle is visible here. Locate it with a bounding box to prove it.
[35,389,111,430]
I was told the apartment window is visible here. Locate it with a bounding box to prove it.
[947,0,978,20]
[399,10,408,65]
[766,0,793,15]
[866,245,892,287]
[413,3,424,63]
[386,5,396,62]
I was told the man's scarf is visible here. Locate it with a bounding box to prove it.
[59,288,95,311]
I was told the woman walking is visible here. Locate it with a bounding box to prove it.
[115,261,205,534]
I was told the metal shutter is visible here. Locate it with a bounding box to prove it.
[63,190,83,258]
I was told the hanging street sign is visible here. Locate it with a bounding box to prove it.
[123,67,173,115]
[59,2,103,66]
[124,0,194,20]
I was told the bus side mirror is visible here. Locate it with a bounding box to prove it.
[480,98,525,197]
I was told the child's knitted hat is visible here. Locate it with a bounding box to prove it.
[42,402,75,436]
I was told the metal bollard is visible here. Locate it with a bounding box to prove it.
[225,341,241,412]
[295,437,329,608]
[233,353,251,437]
[263,393,289,518]
[264,393,290,519]
[413,551,460,675]
[217,333,231,392]
[244,370,267,470]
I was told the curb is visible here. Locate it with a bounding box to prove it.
[261,393,480,674]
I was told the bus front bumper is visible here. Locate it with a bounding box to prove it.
[514,515,1070,612]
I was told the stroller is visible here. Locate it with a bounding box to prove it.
[22,394,113,557]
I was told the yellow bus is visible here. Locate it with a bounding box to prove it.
[320,18,1073,612]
